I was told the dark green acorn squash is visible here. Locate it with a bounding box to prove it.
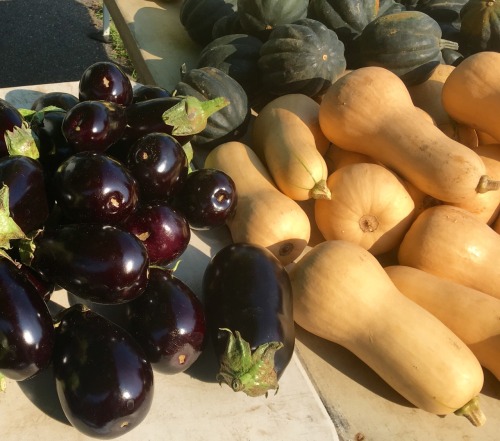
[258,18,346,98]
[212,11,246,39]
[237,0,309,40]
[415,0,468,41]
[307,0,405,64]
[197,34,263,98]
[459,0,500,55]
[356,10,459,85]
[180,0,237,46]
[172,66,250,150]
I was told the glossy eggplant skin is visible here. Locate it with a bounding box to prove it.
[120,203,191,265]
[123,97,193,146]
[53,305,154,439]
[0,155,50,234]
[30,224,149,304]
[0,257,55,381]
[126,132,189,204]
[52,151,139,225]
[124,267,207,374]
[202,243,295,395]
[79,61,134,107]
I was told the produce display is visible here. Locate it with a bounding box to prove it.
[1,0,500,439]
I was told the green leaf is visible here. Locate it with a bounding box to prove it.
[162,96,229,136]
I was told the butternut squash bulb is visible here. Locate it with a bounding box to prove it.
[315,163,415,255]
[398,204,500,299]
[288,240,485,424]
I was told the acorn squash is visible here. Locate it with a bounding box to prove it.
[197,34,263,98]
[307,0,405,67]
[460,0,500,55]
[172,66,250,149]
[258,18,346,98]
[356,10,459,85]
[180,0,237,46]
[237,0,309,40]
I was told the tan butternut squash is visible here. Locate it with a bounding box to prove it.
[385,264,500,381]
[318,66,498,203]
[407,63,478,148]
[288,240,485,424]
[204,141,310,265]
[323,143,376,174]
[315,163,415,255]
[442,51,500,142]
[252,94,331,201]
[398,205,500,299]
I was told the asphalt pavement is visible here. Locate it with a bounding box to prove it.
[0,0,113,88]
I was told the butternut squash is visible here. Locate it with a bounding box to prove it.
[288,240,485,424]
[323,143,376,174]
[442,51,500,142]
[204,141,311,265]
[385,264,500,381]
[407,63,478,148]
[314,163,415,255]
[252,94,331,201]
[398,205,500,299]
[318,66,499,203]
[449,144,500,224]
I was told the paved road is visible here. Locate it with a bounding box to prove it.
[0,0,112,88]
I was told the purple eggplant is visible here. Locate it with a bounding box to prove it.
[0,98,24,158]
[79,61,134,107]
[126,132,189,203]
[25,223,149,304]
[132,84,171,103]
[31,91,79,111]
[0,257,55,381]
[52,151,139,225]
[120,202,190,265]
[123,97,193,146]
[172,168,237,230]
[202,242,295,397]
[53,304,154,439]
[0,155,49,234]
[124,267,207,374]
[61,100,127,153]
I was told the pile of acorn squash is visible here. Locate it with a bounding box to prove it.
[179,0,500,107]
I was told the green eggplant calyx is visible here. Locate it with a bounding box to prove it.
[4,122,40,159]
[162,96,229,136]
[0,185,26,253]
[216,328,283,398]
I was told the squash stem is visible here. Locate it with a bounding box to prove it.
[476,175,500,193]
[454,396,486,427]
[439,39,459,51]
[310,179,332,200]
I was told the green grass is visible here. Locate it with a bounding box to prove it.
[91,3,138,80]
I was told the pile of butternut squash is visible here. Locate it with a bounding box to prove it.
[203,51,500,427]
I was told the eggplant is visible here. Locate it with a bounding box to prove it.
[0,257,55,381]
[124,267,207,374]
[31,91,79,111]
[53,304,154,439]
[24,223,149,304]
[0,155,50,234]
[0,98,24,158]
[202,242,295,397]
